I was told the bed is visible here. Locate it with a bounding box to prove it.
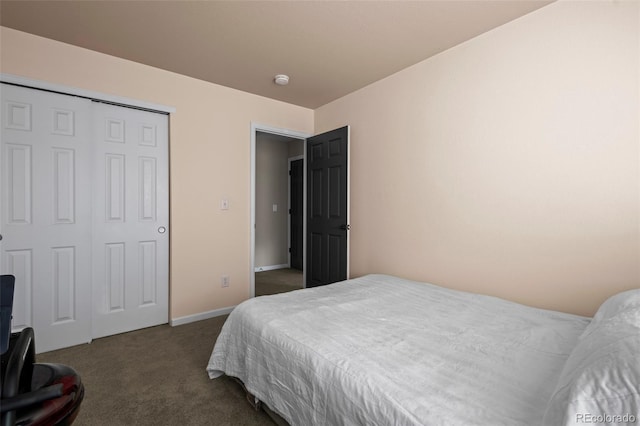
[207,274,640,426]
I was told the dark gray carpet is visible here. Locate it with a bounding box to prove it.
[255,268,303,296]
[37,316,274,426]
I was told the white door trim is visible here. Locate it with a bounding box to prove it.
[250,123,311,298]
[0,73,176,114]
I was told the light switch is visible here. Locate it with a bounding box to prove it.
[272,204,278,212]
[221,199,229,210]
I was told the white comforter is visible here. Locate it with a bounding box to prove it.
[207,274,590,426]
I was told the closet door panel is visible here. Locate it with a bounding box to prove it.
[1,84,92,353]
[92,102,169,339]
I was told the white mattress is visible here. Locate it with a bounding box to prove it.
[207,274,590,426]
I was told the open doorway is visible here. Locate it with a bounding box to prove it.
[251,124,311,297]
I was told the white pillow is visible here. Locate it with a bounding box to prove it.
[542,289,640,426]
[582,289,640,337]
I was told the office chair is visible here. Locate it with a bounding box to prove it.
[1,275,84,426]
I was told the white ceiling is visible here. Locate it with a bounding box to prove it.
[0,0,553,109]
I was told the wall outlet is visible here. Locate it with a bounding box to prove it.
[221,275,230,288]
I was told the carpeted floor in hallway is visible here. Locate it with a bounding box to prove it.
[255,268,303,296]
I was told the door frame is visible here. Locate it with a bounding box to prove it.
[0,74,175,349]
[250,123,311,298]
[288,155,304,269]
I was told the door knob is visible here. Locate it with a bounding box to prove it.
[158,226,167,234]
[339,224,350,231]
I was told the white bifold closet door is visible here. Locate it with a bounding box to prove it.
[91,102,168,339]
[1,84,169,353]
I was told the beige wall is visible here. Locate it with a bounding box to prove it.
[315,0,639,316]
[255,132,290,269]
[0,27,314,320]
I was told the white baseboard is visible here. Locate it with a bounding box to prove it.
[254,263,288,272]
[170,305,236,327]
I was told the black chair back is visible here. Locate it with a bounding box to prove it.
[0,275,15,355]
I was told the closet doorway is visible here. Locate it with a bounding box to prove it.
[0,81,170,353]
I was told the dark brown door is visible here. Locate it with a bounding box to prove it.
[290,159,303,271]
[306,126,349,287]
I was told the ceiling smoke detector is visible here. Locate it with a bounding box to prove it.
[274,74,289,86]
